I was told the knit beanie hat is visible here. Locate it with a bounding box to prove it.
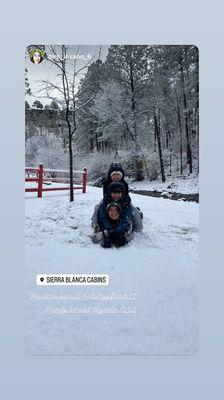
[106,201,122,217]
[108,182,125,196]
[110,170,123,178]
[107,163,125,180]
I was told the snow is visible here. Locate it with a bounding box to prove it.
[26,185,199,354]
[127,174,199,194]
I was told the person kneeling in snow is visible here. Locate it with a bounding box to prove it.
[91,182,134,248]
[92,201,133,248]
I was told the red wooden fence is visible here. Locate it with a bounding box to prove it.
[25,164,87,198]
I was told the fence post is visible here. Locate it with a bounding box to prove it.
[37,163,43,198]
[82,168,87,193]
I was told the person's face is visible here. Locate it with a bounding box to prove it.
[33,51,41,64]
[111,192,122,201]
[108,206,120,220]
[111,173,122,182]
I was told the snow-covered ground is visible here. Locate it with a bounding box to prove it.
[26,185,199,354]
[127,174,199,194]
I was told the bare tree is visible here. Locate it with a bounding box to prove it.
[37,45,100,201]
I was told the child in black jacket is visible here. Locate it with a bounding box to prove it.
[99,202,132,248]
[92,182,133,248]
[102,162,129,197]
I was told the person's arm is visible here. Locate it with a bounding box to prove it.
[122,194,131,206]
[98,202,113,232]
[112,206,133,235]
[103,180,109,197]
[124,180,129,194]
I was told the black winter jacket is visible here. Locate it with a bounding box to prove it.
[98,195,132,236]
[103,163,129,197]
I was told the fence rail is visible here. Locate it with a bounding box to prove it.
[25,164,87,198]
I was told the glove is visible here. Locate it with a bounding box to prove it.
[103,230,110,238]
[92,231,103,244]
[101,237,112,248]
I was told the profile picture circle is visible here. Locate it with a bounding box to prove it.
[29,48,45,64]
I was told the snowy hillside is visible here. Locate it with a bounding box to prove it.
[26,186,199,354]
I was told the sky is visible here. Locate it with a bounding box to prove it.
[25,45,109,107]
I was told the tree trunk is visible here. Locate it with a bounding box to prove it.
[180,57,193,174]
[65,107,74,202]
[90,129,94,151]
[129,57,138,155]
[68,129,74,202]
[95,132,99,151]
[154,108,166,182]
[177,104,183,175]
